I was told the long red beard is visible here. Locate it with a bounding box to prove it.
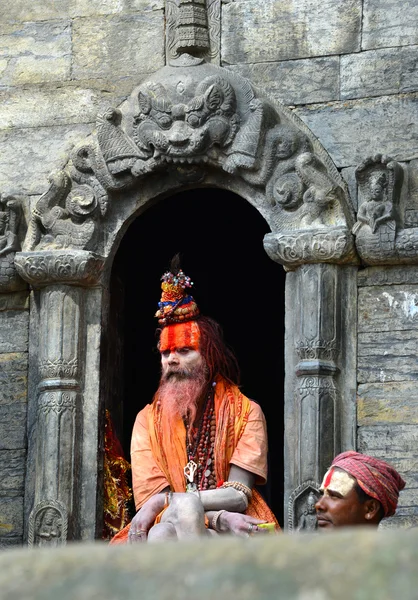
[158,363,208,424]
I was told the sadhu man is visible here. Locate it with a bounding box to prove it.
[315,451,406,529]
[111,259,278,543]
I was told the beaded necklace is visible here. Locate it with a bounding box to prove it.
[184,387,217,491]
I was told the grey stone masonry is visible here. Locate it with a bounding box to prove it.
[0,0,163,23]
[72,13,164,79]
[363,0,418,50]
[294,93,418,168]
[0,124,93,196]
[341,47,418,101]
[221,0,362,64]
[0,21,71,88]
[227,56,339,106]
[0,497,23,547]
[357,269,418,528]
[0,87,117,130]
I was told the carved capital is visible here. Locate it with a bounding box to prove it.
[297,375,337,397]
[15,250,105,286]
[28,499,68,548]
[296,337,338,361]
[37,391,77,415]
[264,227,358,270]
[39,358,79,380]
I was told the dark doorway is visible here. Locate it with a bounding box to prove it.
[108,188,286,524]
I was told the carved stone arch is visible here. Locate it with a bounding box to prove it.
[14,54,359,541]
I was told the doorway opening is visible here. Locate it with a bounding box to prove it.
[107,188,286,523]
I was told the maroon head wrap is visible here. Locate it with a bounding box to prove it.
[331,451,406,517]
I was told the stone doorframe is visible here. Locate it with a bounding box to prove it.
[12,45,361,542]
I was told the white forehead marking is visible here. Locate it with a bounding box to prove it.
[320,469,356,497]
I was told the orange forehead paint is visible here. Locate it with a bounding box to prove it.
[159,321,200,353]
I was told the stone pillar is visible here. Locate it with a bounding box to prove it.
[284,263,357,531]
[15,250,105,546]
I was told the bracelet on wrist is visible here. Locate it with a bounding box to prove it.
[211,509,226,532]
[221,481,253,500]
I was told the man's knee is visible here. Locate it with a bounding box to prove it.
[170,493,205,521]
[163,493,205,534]
[147,522,177,542]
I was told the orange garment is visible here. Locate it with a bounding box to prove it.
[111,377,278,544]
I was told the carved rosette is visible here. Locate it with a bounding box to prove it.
[264,227,358,271]
[15,250,105,286]
[288,480,320,532]
[28,499,68,548]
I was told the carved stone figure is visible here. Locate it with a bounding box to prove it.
[23,172,98,252]
[354,170,394,234]
[288,481,320,532]
[131,76,240,173]
[353,154,418,265]
[297,492,318,532]
[28,500,68,548]
[0,195,26,292]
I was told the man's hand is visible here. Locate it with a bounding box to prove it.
[128,494,166,543]
[218,511,267,537]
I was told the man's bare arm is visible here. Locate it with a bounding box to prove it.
[197,464,255,512]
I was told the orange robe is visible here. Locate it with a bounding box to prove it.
[111,377,278,543]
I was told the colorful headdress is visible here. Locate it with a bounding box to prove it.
[155,257,200,352]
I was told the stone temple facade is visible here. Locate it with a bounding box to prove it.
[0,0,418,547]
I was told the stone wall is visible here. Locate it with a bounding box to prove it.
[358,266,418,528]
[0,292,29,548]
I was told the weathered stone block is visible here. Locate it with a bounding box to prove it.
[358,285,418,333]
[0,497,23,538]
[341,46,418,100]
[0,86,117,130]
[358,424,418,460]
[0,292,29,312]
[0,536,22,549]
[222,0,361,64]
[227,56,339,106]
[358,381,418,425]
[0,0,70,23]
[0,21,71,87]
[358,330,418,383]
[0,312,28,353]
[0,353,27,405]
[0,402,27,450]
[70,0,163,17]
[72,13,164,79]
[0,450,25,496]
[358,266,418,287]
[363,0,418,50]
[294,93,418,168]
[3,532,418,597]
[0,124,93,196]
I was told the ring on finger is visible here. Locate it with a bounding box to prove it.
[247,523,254,533]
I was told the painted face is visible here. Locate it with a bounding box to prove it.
[160,346,203,379]
[315,468,367,530]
